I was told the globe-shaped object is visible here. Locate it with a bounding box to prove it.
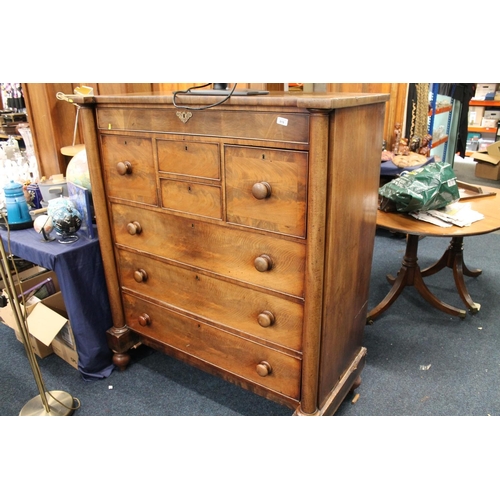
[66,148,91,193]
[51,204,82,238]
[34,215,54,234]
[47,197,75,219]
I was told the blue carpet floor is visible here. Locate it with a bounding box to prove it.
[1,230,498,417]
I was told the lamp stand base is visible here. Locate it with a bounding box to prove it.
[19,390,75,416]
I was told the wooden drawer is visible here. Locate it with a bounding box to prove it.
[111,203,306,298]
[225,145,308,237]
[157,139,220,179]
[122,291,302,400]
[100,134,158,205]
[96,107,310,144]
[160,179,222,219]
[117,248,303,352]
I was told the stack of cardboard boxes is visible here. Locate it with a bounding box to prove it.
[0,265,78,369]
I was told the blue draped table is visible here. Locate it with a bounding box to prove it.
[0,227,114,380]
[380,156,436,177]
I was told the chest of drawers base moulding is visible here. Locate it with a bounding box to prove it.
[76,91,389,416]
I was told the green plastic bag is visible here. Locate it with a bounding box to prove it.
[379,161,460,213]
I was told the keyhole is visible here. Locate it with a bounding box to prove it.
[262,154,265,160]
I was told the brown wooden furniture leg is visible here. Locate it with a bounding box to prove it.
[367,234,467,323]
[421,237,481,313]
[106,325,139,371]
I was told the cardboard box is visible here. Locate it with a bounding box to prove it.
[468,106,485,126]
[484,110,500,120]
[475,162,500,180]
[34,292,78,370]
[475,84,498,100]
[472,141,500,180]
[481,117,498,128]
[472,140,500,164]
[14,325,54,358]
[0,265,48,290]
[1,270,60,359]
[51,334,78,370]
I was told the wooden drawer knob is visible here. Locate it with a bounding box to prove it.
[257,310,275,328]
[127,221,142,235]
[252,181,272,200]
[138,313,151,326]
[254,254,273,272]
[116,161,132,175]
[256,361,272,377]
[134,269,148,283]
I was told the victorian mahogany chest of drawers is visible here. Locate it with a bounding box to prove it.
[76,90,388,415]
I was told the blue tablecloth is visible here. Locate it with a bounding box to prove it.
[381,156,436,177]
[0,227,114,380]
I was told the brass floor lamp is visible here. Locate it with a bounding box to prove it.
[0,232,79,416]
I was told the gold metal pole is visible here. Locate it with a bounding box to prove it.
[0,233,77,416]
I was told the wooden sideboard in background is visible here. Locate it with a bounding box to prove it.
[22,82,407,178]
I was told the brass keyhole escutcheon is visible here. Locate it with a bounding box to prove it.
[116,161,132,175]
[254,254,273,272]
[252,181,272,200]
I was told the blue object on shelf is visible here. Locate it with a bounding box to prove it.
[3,180,31,224]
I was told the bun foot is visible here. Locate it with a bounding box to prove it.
[113,352,131,371]
[349,375,362,393]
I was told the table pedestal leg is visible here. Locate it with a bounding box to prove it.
[367,234,467,323]
[421,237,481,313]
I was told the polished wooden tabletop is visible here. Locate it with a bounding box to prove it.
[377,185,500,237]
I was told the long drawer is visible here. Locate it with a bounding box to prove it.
[116,248,304,352]
[97,107,310,144]
[121,292,302,400]
[110,203,306,298]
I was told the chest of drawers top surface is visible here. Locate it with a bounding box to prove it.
[73,91,388,109]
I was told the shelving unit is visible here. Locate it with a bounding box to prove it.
[466,97,500,156]
[428,83,455,162]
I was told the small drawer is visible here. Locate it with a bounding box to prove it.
[160,179,222,219]
[117,248,304,351]
[122,291,302,400]
[100,134,157,205]
[157,139,220,179]
[225,145,308,237]
[110,203,306,298]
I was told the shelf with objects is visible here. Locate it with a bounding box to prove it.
[466,88,500,157]
[427,83,458,164]
[0,95,114,379]
[380,83,459,180]
[0,84,27,145]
